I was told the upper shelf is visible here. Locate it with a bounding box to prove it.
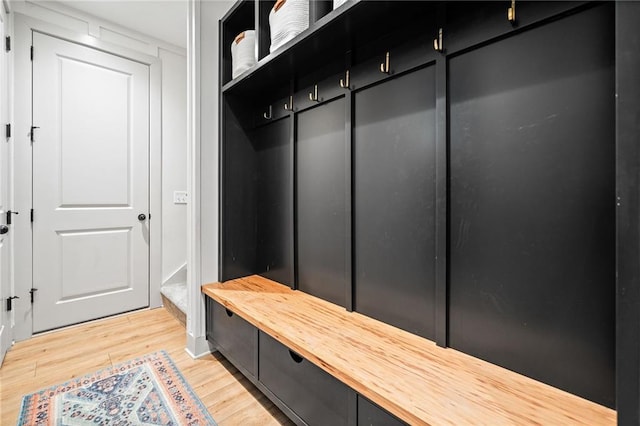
[221,0,434,96]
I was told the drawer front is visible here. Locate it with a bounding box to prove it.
[357,396,406,426]
[259,331,349,426]
[208,299,257,377]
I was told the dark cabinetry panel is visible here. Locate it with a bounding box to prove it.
[221,101,258,281]
[353,66,437,339]
[255,118,294,287]
[221,104,293,285]
[615,3,640,423]
[357,396,406,426]
[259,331,350,426]
[448,4,615,407]
[297,98,347,307]
[206,299,257,377]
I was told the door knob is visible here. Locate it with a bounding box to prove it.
[138,214,147,221]
[0,225,7,234]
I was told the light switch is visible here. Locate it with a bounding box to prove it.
[173,191,188,204]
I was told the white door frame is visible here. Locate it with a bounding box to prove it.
[0,0,12,365]
[13,13,162,341]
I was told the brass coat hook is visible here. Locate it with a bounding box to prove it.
[284,96,294,111]
[339,70,350,89]
[508,0,516,23]
[433,28,443,52]
[309,84,319,102]
[379,52,390,74]
[263,105,272,119]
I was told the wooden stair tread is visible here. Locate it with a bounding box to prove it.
[202,275,615,425]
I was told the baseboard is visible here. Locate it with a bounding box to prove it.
[186,333,215,359]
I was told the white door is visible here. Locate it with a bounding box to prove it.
[32,32,150,332]
[0,12,11,365]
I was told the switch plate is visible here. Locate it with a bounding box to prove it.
[173,191,188,204]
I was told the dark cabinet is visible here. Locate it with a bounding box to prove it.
[214,0,632,420]
[259,331,350,426]
[206,299,257,377]
[357,396,405,426]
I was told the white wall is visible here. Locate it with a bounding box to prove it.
[10,0,188,339]
[160,47,188,284]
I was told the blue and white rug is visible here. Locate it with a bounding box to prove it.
[18,350,216,425]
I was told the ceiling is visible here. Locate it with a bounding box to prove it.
[58,0,190,48]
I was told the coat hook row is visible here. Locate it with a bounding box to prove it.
[284,95,294,111]
[263,105,272,119]
[309,84,319,102]
[339,70,350,89]
[379,52,390,74]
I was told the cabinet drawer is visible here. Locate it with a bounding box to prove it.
[259,331,349,426]
[207,298,256,377]
[357,396,406,426]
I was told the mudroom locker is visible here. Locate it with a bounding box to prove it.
[203,1,640,424]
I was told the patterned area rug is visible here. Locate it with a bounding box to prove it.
[17,350,216,425]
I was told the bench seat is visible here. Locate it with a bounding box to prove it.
[202,275,615,425]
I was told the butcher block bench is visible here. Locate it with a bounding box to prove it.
[202,275,615,425]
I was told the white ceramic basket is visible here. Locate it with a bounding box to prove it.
[269,0,309,53]
[231,30,256,79]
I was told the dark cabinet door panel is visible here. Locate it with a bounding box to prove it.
[207,299,257,377]
[297,98,347,307]
[449,4,615,407]
[357,396,406,426]
[354,65,437,339]
[259,332,349,426]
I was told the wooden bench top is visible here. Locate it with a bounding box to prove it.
[202,275,615,425]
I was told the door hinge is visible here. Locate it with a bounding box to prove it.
[30,208,34,223]
[6,210,18,225]
[5,123,10,139]
[30,45,33,61]
[29,288,38,303]
[6,296,19,311]
[30,126,39,142]
[5,36,10,52]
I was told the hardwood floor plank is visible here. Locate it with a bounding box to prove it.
[0,307,294,426]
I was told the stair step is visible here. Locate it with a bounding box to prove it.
[160,282,187,327]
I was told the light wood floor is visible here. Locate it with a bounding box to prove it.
[0,307,294,425]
